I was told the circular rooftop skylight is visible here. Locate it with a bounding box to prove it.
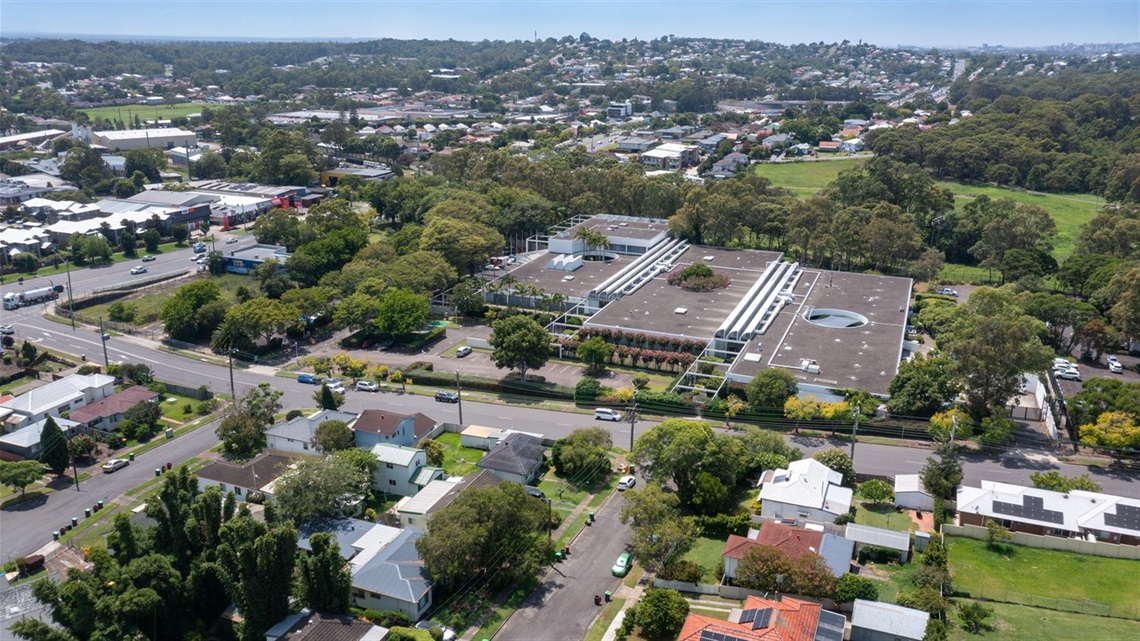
[805,308,869,329]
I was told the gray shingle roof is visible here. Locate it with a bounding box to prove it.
[197,453,292,488]
[351,528,431,605]
[266,410,358,442]
[476,433,544,477]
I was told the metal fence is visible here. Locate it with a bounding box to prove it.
[963,585,1138,620]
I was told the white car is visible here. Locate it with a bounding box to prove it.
[326,380,346,394]
[226,237,240,244]
[455,345,472,358]
[0,324,14,335]
[414,622,456,641]
[1109,361,1124,374]
[140,255,156,262]
[617,475,637,491]
[196,255,207,264]
[595,408,622,421]
[130,266,148,275]
[355,380,380,392]
[102,459,129,473]
[1107,356,1121,366]
[1056,368,1082,381]
[936,287,959,297]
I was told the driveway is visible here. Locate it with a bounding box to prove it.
[495,492,633,641]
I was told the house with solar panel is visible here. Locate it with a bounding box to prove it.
[677,594,846,641]
[957,480,1140,545]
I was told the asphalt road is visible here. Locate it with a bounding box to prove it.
[496,491,632,641]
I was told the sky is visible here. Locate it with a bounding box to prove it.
[1,1,1137,47]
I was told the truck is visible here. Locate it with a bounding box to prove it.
[2,286,58,310]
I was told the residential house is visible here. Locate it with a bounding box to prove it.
[817,140,842,153]
[678,594,846,641]
[264,611,387,641]
[840,139,865,153]
[371,443,444,497]
[0,181,53,206]
[697,133,729,154]
[196,452,292,501]
[615,137,656,153]
[850,600,929,641]
[957,480,1140,545]
[68,385,159,435]
[758,458,853,525]
[351,410,418,449]
[351,527,434,620]
[396,469,502,528]
[0,373,115,431]
[711,151,750,175]
[761,133,793,148]
[265,409,358,454]
[476,432,545,485]
[894,474,934,512]
[658,125,692,139]
[0,416,82,460]
[639,143,700,171]
[722,522,853,580]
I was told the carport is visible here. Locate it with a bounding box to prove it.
[845,523,911,563]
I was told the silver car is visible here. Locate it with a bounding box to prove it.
[355,380,380,392]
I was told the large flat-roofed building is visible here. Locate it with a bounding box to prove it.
[639,143,700,170]
[91,128,198,151]
[481,214,913,399]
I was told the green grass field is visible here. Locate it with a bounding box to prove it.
[947,537,1140,617]
[752,159,1102,263]
[855,500,918,532]
[946,600,1140,641]
[79,102,212,122]
[682,535,728,583]
[434,432,484,476]
[753,158,865,195]
[81,273,260,326]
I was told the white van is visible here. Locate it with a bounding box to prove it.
[595,408,622,421]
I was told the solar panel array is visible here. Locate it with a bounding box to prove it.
[738,607,774,630]
[992,495,1064,525]
[1104,504,1140,532]
[815,610,846,641]
[699,630,752,641]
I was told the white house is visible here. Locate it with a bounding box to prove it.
[195,453,292,501]
[894,474,934,512]
[0,374,115,431]
[850,600,929,641]
[371,443,443,497]
[395,469,502,528]
[265,409,357,454]
[758,458,853,525]
[350,527,434,621]
[0,416,82,460]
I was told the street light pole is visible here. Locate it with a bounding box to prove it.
[849,408,861,463]
[65,259,75,330]
[228,348,236,400]
[455,370,463,425]
[98,316,109,367]
[628,391,638,452]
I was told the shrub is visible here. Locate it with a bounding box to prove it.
[76,364,99,375]
[182,403,193,415]
[693,513,750,538]
[407,360,433,372]
[362,610,410,628]
[286,409,304,420]
[667,262,730,291]
[548,511,564,530]
[836,573,879,603]
[575,376,602,400]
[658,559,703,583]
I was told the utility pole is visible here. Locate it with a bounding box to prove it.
[455,370,463,425]
[228,348,236,400]
[849,408,861,463]
[98,317,109,367]
[65,260,75,330]
[71,455,80,491]
[628,392,638,452]
[950,414,959,443]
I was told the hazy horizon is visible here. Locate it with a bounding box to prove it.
[2,1,1136,49]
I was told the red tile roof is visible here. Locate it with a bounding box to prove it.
[752,523,825,562]
[723,534,759,560]
[677,595,824,641]
[68,386,159,424]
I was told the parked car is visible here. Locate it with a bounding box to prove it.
[414,622,456,641]
[611,552,631,577]
[617,475,637,491]
[193,243,207,253]
[1109,361,1124,374]
[0,324,13,335]
[435,390,460,403]
[595,408,622,421]
[326,380,346,394]
[1056,368,1082,381]
[936,287,959,297]
[525,486,546,499]
[102,459,129,473]
[130,266,148,275]
[140,255,156,262]
[455,345,472,358]
[356,380,380,392]
[297,373,319,384]
[226,237,240,244]
[1107,355,1121,366]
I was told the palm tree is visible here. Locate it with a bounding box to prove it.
[498,274,518,309]
[575,227,609,261]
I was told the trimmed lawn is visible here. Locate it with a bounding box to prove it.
[752,158,866,195]
[472,581,534,641]
[79,102,212,121]
[947,537,1140,617]
[946,600,1140,641]
[433,432,484,476]
[81,272,259,326]
[937,262,997,285]
[583,596,626,641]
[855,500,917,532]
[157,393,208,422]
[386,628,431,641]
[682,535,728,583]
[538,478,589,507]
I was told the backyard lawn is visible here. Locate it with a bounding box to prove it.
[433,432,484,476]
[946,600,1140,641]
[854,500,917,532]
[682,535,728,583]
[157,393,210,422]
[947,537,1140,617]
